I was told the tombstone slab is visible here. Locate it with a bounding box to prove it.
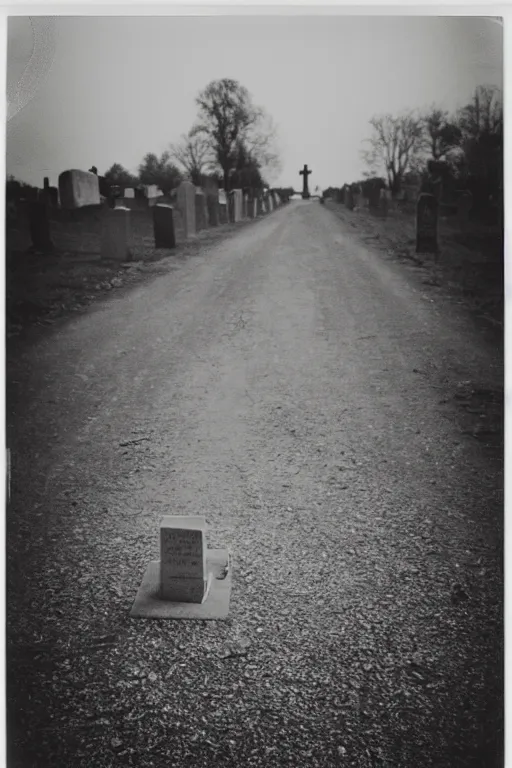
[207,195,219,227]
[101,207,132,261]
[205,180,219,226]
[153,204,176,249]
[28,201,54,252]
[58,169,100,209]
[416,193,439,254]
[131,515,232,620]
[160,516,207,602]
[456,191,473,226]
[177,181,196,238]
[232,189,243,222]
[195,189,208,231]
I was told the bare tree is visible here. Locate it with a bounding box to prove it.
[362,111,425,194]
[169,128,212,186]
[194,78,280,190]
[457,85,503,140]
[422,106,462,160]
[455,86,503,198]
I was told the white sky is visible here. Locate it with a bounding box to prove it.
[6,15,503,191]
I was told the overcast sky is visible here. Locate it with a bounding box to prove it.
[6,15,503,191]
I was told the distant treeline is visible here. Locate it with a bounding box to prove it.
[324,85,503,219]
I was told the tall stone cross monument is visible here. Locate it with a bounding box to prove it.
[299,164,312,199]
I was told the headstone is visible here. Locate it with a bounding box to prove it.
[101,207,132,261]
[456,190,473,225]
[274,192,281,206]
[416,194,439,254]
[177,180,196,238]
[143,184,160,199]
[219,190,228,224]
[195,189,207,231]
[124,188,135,199]
[267,193,274,212]
[130,515,232,619]
[243,194,248,219]
[251,197,257,219]
[345,187,354,211]
[153,204,176,249]
[28,200,54,252]
[58,169,100,209]
[233,189,243,222]
[379,188,390,217]
[207,194,219,227]
[368,187,381,213]
[205,179,219,227]
[159,516,208,603]
[48,187,59,207]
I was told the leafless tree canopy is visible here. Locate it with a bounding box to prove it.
[169,129,212,186]
[194,78,280,190]
[361,111,424,194]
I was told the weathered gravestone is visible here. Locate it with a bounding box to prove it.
[48,187,59,207]
[416,193,439,254]
[101,207,132,261]
[243,193,248,219]
[28,201,54,252]
[219,204,228,224]
[218,189,228,224]
[177,180,196,238]
[153,204,176,249]
[233,189,243,222]
[379,188,391,217]
[368,187,381,213]
[58,169,100,209]
[345,187,354,211]
[251,197,257,219]
[124,188,135,199]
[142,184,161,203]
[130,515,232,620]
[227,191,235,223]
[267,193,274,212]
[195,189,208,231]
[456,190,473,226]
[160,517,208,603]
[204,179,219,226]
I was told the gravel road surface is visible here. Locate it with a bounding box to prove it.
[7,200,503,767]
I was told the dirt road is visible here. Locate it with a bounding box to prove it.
[7,200,502,767]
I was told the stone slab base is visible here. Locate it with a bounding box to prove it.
[130,549,231,620]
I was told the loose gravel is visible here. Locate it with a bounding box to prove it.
[7,201,502,768]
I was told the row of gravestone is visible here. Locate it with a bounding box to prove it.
[336,181,473,224]
[328,184,440,254]
[27,169,287,255]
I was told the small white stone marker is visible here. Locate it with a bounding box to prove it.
[160,516,208,603]
[131,515,232,620]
